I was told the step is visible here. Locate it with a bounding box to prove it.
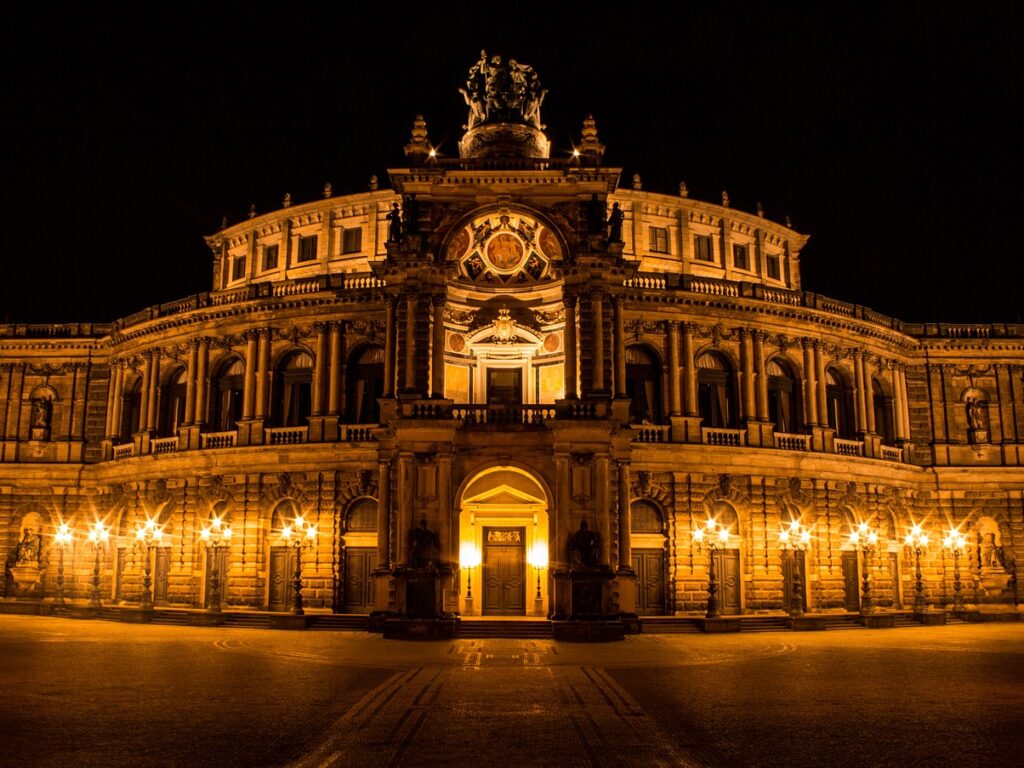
[151,610,189,625]
[223,614,272,629]
[639,618,702,634]
[456,620,553,639]
[740,617,791,632]
[308,615,370,631]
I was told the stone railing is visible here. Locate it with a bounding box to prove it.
[201,431,236,449]
[112,443,136,460]
[703,427,745,446]
[0,322,113,338]
[774,432,811,451]
[880,445,903,463]
[266,426,307,445]
[834,438,864,457]
[151,436,179,455]
[633,424,670,443]
[272,276,328,297]
[341,425,376,442]
[453,404,557,426]
[343,274,386,289]
[623,276,666,290]
[689,278,740,297]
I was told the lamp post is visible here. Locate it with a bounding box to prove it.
[943,528,967,613]
[52,522,73,611]
[199,515,233,613]
[280,514,317,616]
[692,519,731,619]
[86,521,110,609]
[903,523,930,615]
[848,522,878,614]
[528,541,548,616]
[778,520,811,618]
[134,518,165,611]
[460,541,481,616]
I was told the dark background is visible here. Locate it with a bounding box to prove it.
[2,5,1020,324]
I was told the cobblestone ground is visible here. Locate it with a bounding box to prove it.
[1,616,1022,767]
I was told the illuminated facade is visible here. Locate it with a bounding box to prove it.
[2,55,1022,629]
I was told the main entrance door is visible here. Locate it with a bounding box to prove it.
[714,549,742,615]
[782,550,807,613]
[841,550,860,611]
[205,547,228,609]
[482,527,525,615]
[269,546,296,611]
[153,547,170,605]
[632,548,665,615]
[344,547,376,613]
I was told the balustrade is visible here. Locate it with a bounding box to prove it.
[774,432,811,451]
[702,427,745,446]
[201,431,236,449]
[834,438,865,457]
[265,426,307,445]
[151,436,179,455]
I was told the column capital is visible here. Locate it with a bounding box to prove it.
[312,321,329,334]
[666,319,681,333]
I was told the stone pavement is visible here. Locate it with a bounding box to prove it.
[1,616,1022,767]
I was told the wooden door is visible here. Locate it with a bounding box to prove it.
[714,549,742,615]
[782,550,807,612]
[886,551,901,608]
[344,547,376,613]
[482,527,525,615]
[153,547,170,605]
[205,548,229,609]
[631,549,665,615]
[114,548,127,602]
[841,550,860,611]
[269,546,295,611]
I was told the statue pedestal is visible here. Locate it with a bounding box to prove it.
[10,564,42,597]
[568,567,615,620]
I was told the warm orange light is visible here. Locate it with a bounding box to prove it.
[528,541,548,569]
[460,540,481,569]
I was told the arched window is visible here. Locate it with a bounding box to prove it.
[346,498,378,532]
[159,367,188,437]
[697,352,738,428]
[212,358,245,432]
[630,500,663,533]
[273,351,314,427]
[766,358,800,434]
[825,367,855,438]
[625,346,662,424]
[120,376,143,441]
[872,378,895,444]
[346,346,385,424]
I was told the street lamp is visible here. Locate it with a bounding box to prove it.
[903,523,930,615]
[460,541,481,615]
[134,517,165,611]
[199,515,232,613]
[86,521,110,609]
[52,522,73,611]
[692,518,731,619]
[943,527,967,613]
[280,514,317,616]
[778,520,811,618]
[528,541,548,616]
[848,522,878,614]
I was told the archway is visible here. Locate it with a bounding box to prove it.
[457,465,550,617]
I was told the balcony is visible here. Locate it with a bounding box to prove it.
[452,404,556,426]
[702,427,746,447]
[265,426,307,446]
[151,436,179,455]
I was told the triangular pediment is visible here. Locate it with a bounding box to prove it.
[463,483,545,508]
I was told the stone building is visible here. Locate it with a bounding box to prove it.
[1,55,1022,630]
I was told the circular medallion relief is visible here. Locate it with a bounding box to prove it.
[543,332,560,352]
[485,234,525,272]
[448,333,466,352]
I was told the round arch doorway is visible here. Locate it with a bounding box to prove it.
[457,465,550,617]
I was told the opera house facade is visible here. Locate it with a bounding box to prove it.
[2,56,1021,634]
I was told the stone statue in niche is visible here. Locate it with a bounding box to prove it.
[15,528,42,565]
[980,531,1005,570]
[569,520,600,570]
[408,519,440,570]
[30,398,52,440]
[966,397,990,444]
[387,203,402,243]
[607,202,624,243]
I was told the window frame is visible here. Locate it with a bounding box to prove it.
[693,233,714,262]
[296,234,318,263]
[648,226,669,254]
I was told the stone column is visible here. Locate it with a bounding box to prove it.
[814,341,828,426]
[853,351,868,433]
[753,332,768,421]
[242,332,257,420]
[591,291,605,392]
[376,461,391,567]
[437,454,452,560]
[255,330,271,419]
[383,297,396,397]
[138,352,150,432]
[864,355,876,434]
[891,364,905,440]
[682,323,697,416]
[194,339,209,425]
[802,338,818,426]
[107,362,124,438]
[740,329,756,420]
[595,455,611,565]
[184,340,198,425]
[312,323,327,416]
[328,322,342,416]
[898,366,912,440]
[667,322,682,415]
[431,296,446,398]
[564,295,578,399]
[613,298,626,398]
[145,349,161,431]
[404,292,417,392]
[617,461,632,571]
[396,453,414,564]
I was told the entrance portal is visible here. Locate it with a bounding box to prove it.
[482,527,525,615]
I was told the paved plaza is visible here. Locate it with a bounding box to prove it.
[0,616,1021,767]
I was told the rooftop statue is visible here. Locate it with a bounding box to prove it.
[460,50,547,131]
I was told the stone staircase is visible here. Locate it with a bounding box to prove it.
[222,613,272,629]
[823,614,864,630]
[308,614,370,632]
[456,619,554,639]
[638,617,702,634]
[740,615,792,632]
[151,609,189,626]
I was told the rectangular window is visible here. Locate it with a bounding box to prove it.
[732,243,749,270]
[342,227,362,254]
[231,255,246,281]
[766,254,781,279]
[262,244,279,271]
[297,234,318,263]
[648,226,669,254]
[694,234,714,262]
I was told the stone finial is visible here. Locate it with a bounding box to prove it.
[369,175,379,191]
[220,216,228,230]
[283,192,292,208]
[678,181,689,198]
[785,214,793,228]
[404,114,431,160]
[578,114,605,162]
[756,202,764,218]
[248,203,256,219]
[323,182,332,199]
[632,173,642,190]
[721,190,730,208]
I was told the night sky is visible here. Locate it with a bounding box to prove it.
[2,5,1020,325]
